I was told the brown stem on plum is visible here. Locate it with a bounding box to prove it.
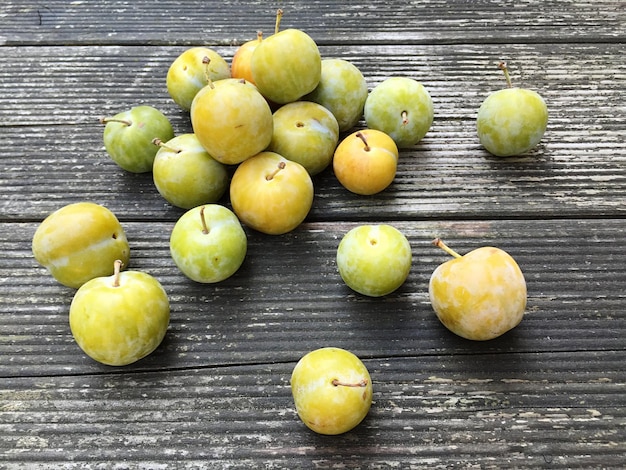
[332,378,368,387]
[112,259,123,287]
[199,206,210,235]
[266,161,286,181]
[256,30,263,42]
[432,238,462,259]
[152,138,181,153]
[401,110,409,126]
[203,56,215,89]
[355,132,370,152]
[99,117,131,126]
[499,61,513,88]
[275,9,284,34]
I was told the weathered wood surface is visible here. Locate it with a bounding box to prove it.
[2,42,625,221]
[1,0,624,45]
[1,0,625,468]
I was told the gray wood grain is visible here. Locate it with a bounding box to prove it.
[1,0,625,468]
[1,0,624,46]
[1,43,625,221]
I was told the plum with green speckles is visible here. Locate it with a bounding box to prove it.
[170,204,247,283]
[336,224,412,297]
[69,260,170,366]
[291,347,373,435]
[251,11,321,104]
[100,105,174,173]
[304,58,368,132]
[476,62,548,157]
[166,47,231,111]
[364,77,433,148]
[152,133,229,209]
[268,101,339,176]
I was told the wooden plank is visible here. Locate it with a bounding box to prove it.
[2,219,625,377]
[1,0,624,46]
[1,43,625,221]
[1,353,624,468]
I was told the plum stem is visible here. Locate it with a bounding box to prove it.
[432,238,462,259]
[203,56,215,89]
[256,30,263,42]
[99,117,131,126]
[112,259,123,287]
[266,161,286,181]
[355,131,370,152]
[401,110,409,126]
[152,138,181,153]
[499,61,513,88]
[332,378,369,387]
[199,206,209,234]
[275,9,283,34]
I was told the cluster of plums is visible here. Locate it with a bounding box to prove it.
[32,10,544,435]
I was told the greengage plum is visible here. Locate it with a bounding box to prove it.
[268,101,339,175]
[476,62,548,157]
[336,224,412,297]
[291,347,373,435]
[69,260,170,366]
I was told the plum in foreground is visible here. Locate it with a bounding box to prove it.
[291,347,373,435]
[69,260,170,366]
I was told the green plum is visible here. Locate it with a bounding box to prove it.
[251,12,321,104]
[100,105,174,173]
[337,224,412,297]
[170,204,247,283]
[32,202,130,289]
[166,47,231,111]
[305,58,368,132]
[268,101,339,175]
[152,134,229,209]
[364,77,433,148]
[291,347,373,435]
[477,62,548,157]
[69,260,170,366]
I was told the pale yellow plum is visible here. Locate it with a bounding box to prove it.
[190,78,273,165]
[337,224,412,297]
[152,133,229,209]
[69,260,170,366]
[229,151,313,235]
[166,47,231,111]
[476,62,548,157]
[429,238,527,341]
[291,347,373,435]
[304,58,369,132]
[169,205,247,283]
[268,101,339,175]
[333,129,398,195]
[32,202,130,289]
